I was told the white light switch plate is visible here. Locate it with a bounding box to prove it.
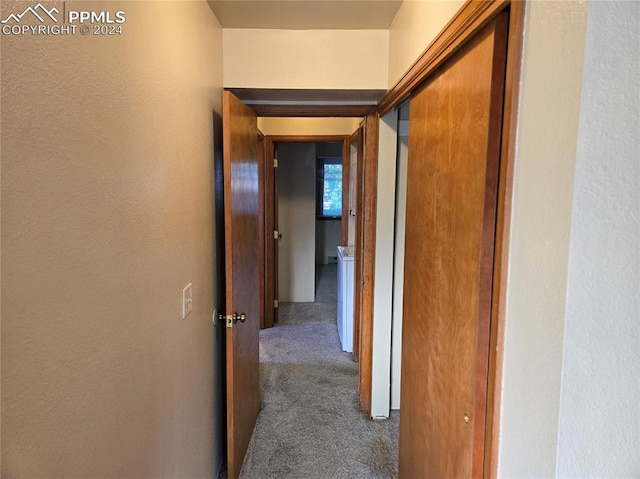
[182,283,193,318]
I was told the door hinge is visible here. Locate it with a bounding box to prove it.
[273,158,278,168]
[274,299,279,308]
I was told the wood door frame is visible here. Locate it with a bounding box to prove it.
[356,114,378,415]
[257,131,266,330]
[376,0,525,476]
[262,134,350,330]
[349,128,363,361]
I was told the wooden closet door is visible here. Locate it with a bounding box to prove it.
[399,14,508,478]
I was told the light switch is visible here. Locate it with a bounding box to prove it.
[182,283,193,318]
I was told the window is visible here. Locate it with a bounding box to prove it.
[316,157,342,219]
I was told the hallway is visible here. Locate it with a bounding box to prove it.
[240,265,399,479]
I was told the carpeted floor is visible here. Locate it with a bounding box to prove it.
[239,264,399,479]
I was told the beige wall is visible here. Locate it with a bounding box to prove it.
[1,2,224,477]
[498,1,588,476]
[223,29,389,89]
[258,117,361,136]
[557,2,639,475]
[278,143,317,302]
[388,0,465,86]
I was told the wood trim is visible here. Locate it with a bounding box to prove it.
[485,2,525,478]
[341,138,350,246]
[378,0,510,116]
[471,13,509,478]
[273,143,280,325]
[266,135,350,144]
[249,104,374,118]
[352,126,364,362]
[258,134,266,330]
[358,113,379,415]
[263,138,276,329]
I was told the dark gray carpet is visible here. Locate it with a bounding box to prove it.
[239,265,399,479]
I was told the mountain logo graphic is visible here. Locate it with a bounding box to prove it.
[1,3,59,24]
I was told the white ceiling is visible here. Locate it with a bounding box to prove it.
[207,1,403,29]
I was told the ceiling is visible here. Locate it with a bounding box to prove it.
[207,1,403,29]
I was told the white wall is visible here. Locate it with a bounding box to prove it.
[498,1,588,476]
[278,143,316,302]
[557,2,640,476]
[316,220,341,264]
[391,128,409,410]
[370,110,399,418]
[223,29,388,89]
[388,0,465,86]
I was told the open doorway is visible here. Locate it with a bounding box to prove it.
[240,134,398,478]
[271,140,348,349]
[275,141,343,307]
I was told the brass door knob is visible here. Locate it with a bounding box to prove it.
[234,313,247,323]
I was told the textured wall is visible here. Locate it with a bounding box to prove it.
[387,0,465,87]
[1,2,225,476]
[498,1,588,476]
[278,143,316,302]
[223,29,388,89]
[557,1,640,476]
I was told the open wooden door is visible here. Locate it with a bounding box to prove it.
[399,14,508,478]
[222,91,261,479]
[273,144,280,324]
[263,139,279,328]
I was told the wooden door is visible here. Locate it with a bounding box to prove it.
[399,14,508,478]
[257,132,265,329]
[263,140,279,328]
[222,91,261,479]
[273,144,280,324]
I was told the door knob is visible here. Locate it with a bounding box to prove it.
[218,312,247,327]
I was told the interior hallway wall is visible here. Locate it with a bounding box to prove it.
[370,110,399,418]
[498,1,588,476]
[387,0,465,86]
[223,29,388,89]
[557,1,639,475]
[315,221,341,264]
[1,2,225,477]
[278,143,316,302]
[391,125,409,411]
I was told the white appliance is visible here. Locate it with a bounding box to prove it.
[337,246,354,353]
